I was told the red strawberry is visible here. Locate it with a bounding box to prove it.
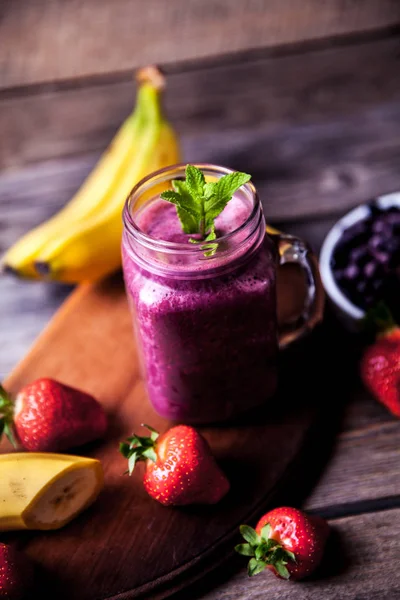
[120,424,230,506]
[0,542,34,599]
[360,304,400,418]
[0,378,107,451]
[236,507,329,580]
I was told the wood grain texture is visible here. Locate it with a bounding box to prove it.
[305,419,400,512]
[2,36,400,170]
[2,98,400,228]
[1,1,400,89]
[199,509,400,600]
[2,275,331,600]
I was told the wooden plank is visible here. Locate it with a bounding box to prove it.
[2,36,400,170]
[1,1,399,90]
[2,97,400,228]
[199,509,400,600]
[305,420,400,513]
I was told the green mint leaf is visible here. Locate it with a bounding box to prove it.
[203,182,216,199]
[260,523,272,541]
[160,189,199,234]
[204,171,251,230]
[205,225,216,242]
[159,190,182,205]
[248,558,266,577]
[240,525,260,546]
[274,560,290,580]
[160,165,251,253]
[185,164,205,200]
[176,206,199,234]
[235,543,255,557]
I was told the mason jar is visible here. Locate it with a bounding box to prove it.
[122,164,321,423]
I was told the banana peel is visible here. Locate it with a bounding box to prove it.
[0,453,103,531]
[2,66,181,283]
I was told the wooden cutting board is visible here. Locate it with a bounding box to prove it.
[1,267,330,600]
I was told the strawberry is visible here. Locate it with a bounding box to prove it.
[0,542,34,599]
[360,303,400,418]
[235,507,329,580]
[0,378,107,451]
[120,424,230,506]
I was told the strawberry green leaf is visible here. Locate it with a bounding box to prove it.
[236,522,296,579]
[142,448,157,462]
[260,523,272,541]
[239,525,260,546]
[128,453,137,476]
[3,421,16,447]
[274,560,290,580]
[285,550,296,562]
[363,300,397,336]
[235,544,255,557]
[119,442,132,458]
[119,425,160,475]
[142,424,160,442]
[0,384,13,410]
[248,558,267,577]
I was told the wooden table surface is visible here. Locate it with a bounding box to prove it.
[1,29,400,599]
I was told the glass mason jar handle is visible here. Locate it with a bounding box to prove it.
[270,232,325,349]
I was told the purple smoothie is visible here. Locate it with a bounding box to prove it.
[122,193,278,423]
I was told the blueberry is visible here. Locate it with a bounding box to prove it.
[372,220,388,234]
[374,250,390,265]
[344,264,360,280]
[368,235,383,251]
[350,246,369,265]
[364,262,377,278]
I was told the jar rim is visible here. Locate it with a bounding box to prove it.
[122,162,260,256]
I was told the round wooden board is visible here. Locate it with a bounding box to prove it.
[1,275,330,599]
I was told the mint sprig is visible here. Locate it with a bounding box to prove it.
[160,165,251,254]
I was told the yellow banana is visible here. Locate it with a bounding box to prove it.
[0,453,103,531]
[36,119,180,282]
[2,113,138,279]
[2,66,181,281]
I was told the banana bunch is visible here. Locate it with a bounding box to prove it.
[2,66,181,283]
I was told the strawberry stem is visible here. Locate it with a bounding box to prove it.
[0,384,17,447]
[363,301,397,337]
[119,424,160,475]
[235,523,296,579]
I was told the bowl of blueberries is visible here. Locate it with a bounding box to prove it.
[319,192,400,331]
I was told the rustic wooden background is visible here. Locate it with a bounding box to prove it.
[1,2,400,598]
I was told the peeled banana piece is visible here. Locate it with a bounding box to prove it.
[2,66,181,283]
[0,453,103,531]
